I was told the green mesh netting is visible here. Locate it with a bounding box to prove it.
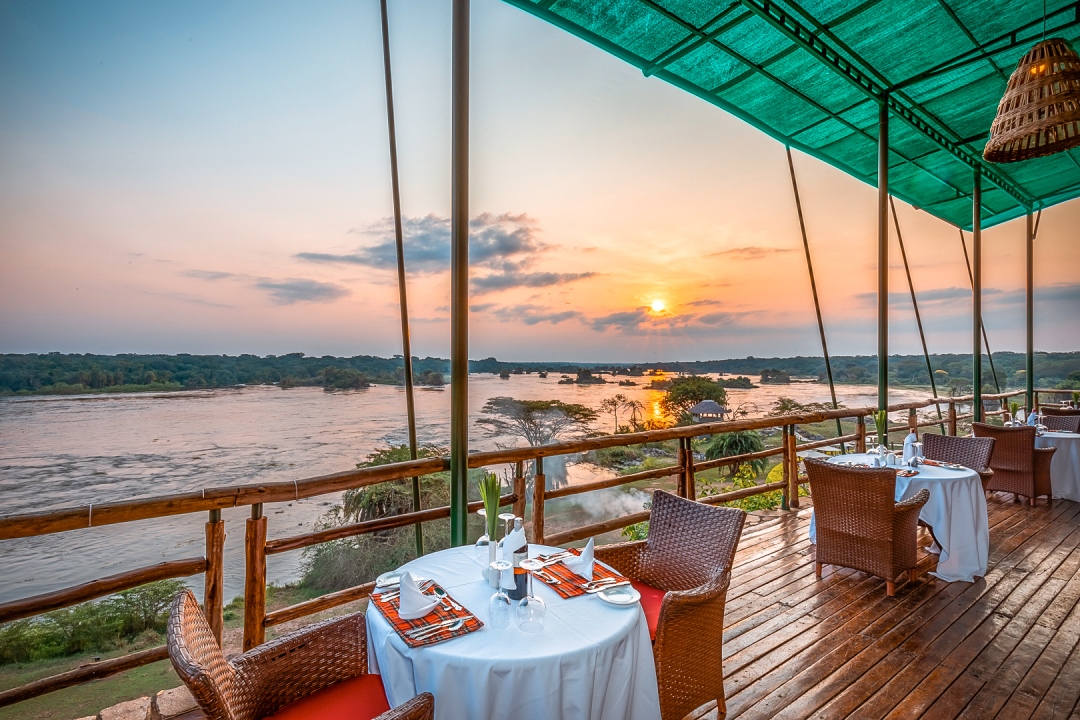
[505,0,1080,229]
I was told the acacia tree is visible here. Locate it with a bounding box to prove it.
[600,394,630,433]
[660,376,729,424]
[478,397,598,446]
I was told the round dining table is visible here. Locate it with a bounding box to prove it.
[807,453,989,583]
[1036,431,1080,502]
[366,544,662,720]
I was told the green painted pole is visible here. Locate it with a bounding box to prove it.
[786,147,845,452]
[1026,210,1035,412]
[449,0,470,547]
[890,196,945,435]
[379,0,423,557]
[877,99,889,442]
[973,171,983,424]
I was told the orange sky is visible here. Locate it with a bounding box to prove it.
[1,0,1078,361]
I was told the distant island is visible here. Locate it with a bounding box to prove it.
[1,351,1078,396]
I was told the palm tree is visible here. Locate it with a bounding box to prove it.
[600,394,630,433]
[704,430,767,477]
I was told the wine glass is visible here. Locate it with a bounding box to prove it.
[498,512,515,545]
[488,559,513,629]
[516,558,546,633]
[474,508,490,560]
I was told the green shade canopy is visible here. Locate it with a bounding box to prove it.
[504,0,1080,229]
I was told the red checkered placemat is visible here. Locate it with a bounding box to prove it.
[370,581,482,648]
[529,548,628,599]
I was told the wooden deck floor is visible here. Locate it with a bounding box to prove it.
[689,494,1080,720]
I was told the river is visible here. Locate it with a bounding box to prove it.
[0,373,933,603]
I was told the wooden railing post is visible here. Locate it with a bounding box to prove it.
[780,426,791,511]
[908,408,918,435]
[204,509,225,646]
[948,401,958,436]
[512,460,526,520]
[243,503,267,651]
[786,427,800,509]
[675,438,688,498]
[855,416,866,453]
[684,437,696,501]
[531,457,545,545]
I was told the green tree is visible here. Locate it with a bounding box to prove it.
[600,394,631,433]
[660,376,728,424]
[478,397,598,446]
[704,430,767,477]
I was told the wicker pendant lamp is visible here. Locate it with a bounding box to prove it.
[983,37,1080,162]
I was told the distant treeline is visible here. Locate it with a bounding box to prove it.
[0,353,447,395]
[2,351,1078,396]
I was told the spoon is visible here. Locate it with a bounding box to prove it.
[410,618,465,640]
[433,587,463,611]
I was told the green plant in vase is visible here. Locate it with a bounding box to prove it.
[1009,401,1020,422]
[478,472,502,586]
[1072,391,1079,408]
[874,410,889,453]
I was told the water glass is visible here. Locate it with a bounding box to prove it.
[516,558,547,633]
[488,560,513,629]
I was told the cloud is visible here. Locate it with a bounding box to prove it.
[697,311,744,326]
[254,278,348,305]
[298,213,595,294]
[491,304,584,326]
[183,269,236,281]
[591,308,650,331]
[472,271,595,292]
[709,246,795,260]
[470,303,496,312]
[684,298,725,307]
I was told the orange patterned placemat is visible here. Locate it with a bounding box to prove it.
[370,581,482,648]
[529,548,628,599]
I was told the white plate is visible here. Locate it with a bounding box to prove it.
[375,570,427,588]
[596,585,641,606]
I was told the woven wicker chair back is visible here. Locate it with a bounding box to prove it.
[973,423,1036,473]
[1043,415,1080,433]
[639,490,744,591]
[168,589,238,720]
[1042,406,1080,417]
[922,433,995,472]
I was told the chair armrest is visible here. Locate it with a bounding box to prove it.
[378,692,435,720]
[895,488,929,513]
[893,488,929,541]
[232,613,366,719]
[594,539,648,578]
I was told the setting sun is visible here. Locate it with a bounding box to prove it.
[650,299,666,313]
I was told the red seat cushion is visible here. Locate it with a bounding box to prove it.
[631,580,667,641]
[267,673,391,720]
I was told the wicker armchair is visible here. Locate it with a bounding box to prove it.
[594,490,745,720]
[972,423,1056,506]
[1041,406,1080,416]
[922,433,995,489]
[804,459,928,597]
[167,590,433,720]
[1043,414,1080,433]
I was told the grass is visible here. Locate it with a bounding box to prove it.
[0,645,178,720]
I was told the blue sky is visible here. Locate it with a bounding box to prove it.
[1,0,1077,362]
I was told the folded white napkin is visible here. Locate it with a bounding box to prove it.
[397,571,439,620]
[563,538,595,581]
[500,527,526,554]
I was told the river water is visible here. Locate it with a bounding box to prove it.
[0,374,931,603]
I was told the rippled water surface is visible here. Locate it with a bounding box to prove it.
[0,374,930,602]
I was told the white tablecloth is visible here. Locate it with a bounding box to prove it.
[1037,432,1080,502]
[808,454,989,583]
[366,544,662,720]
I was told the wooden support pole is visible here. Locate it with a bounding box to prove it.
[243,504,267,651]
[948,402,958,436]
[685,438,696,501]
[203,509,225,646]
[513,460,526,520]
[531,457,545,545]
[786,429,800,509]
[781,426,791,511]
[908,408,918,435]
[856,416,866,453]
[675,439,687,498]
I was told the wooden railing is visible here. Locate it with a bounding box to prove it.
[0,388,1034,708]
